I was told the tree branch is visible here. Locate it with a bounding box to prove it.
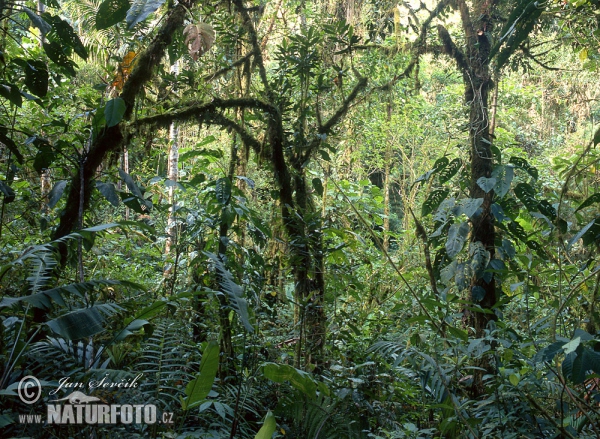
[437,24,469,72]
[53,0,198,245]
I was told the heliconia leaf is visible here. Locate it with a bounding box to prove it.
[514,183,538,212]
[104,98,126,127]
[445,221,469,258]
[96,0,130,30]
[22,7,52,36]
[126,0,167,28]
[181,341,219,410]
[46,307,106,340]
[184,23,216,61]
[438,158,462,184]
[422,189,449,216]
[255,411,276,439]
[96,181,120,207]
[48,180,67,209]
[509,156,538,180]
[576,193,600,213]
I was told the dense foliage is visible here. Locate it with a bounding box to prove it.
[1,0,600,438]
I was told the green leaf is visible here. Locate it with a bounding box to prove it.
[576,193,600,213]
[206,253,254,333]
[514,183,538,212]
[469,241,490,278]
[0,181,15,203]
[45,16,88,61]
[312,177,324,197]
[507,220,527,242]
[126,0,167,28]
[24,60,49,98]
[22,7,51,36]
[96,181,120,207]
[215,177,232,205]
[509,374,520,386]
[181,341,219,410]
[445,221,469,258]
[492,165,514,198]
[43,41,77,76]
[471,286,486,303]
[255,411,276,439]
[476,176,496,193]
[262,362,318,399]
[104,98,126,127]
[0,83,22,107]
[47,306,107,340]
[509,156,538,180]
[438,158,462,184]
[96,0,130,30]
[567,219,596,251]
[534,341,564,363]
[456,198,483,219]
[48,180,67,209]
[447,326,468,342]
[563,337,581,355]
[422,189,449,216]
[0,129,23,163]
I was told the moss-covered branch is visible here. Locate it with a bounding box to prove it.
[53,0,198,247]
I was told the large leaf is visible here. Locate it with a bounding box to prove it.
[476,176,496,193]
[126,0,167,28]
[0,83,22,107]
[567,219,596,251]
[104,98,126,127]
[445,221,469,258]
[47,306,113,340]
[206,252,254,333]
[22,7,51,36]
[255,411,276,439]
[24,59,49,98]
[181,341,219,410]
[43,41,77,76]
[47,180,67,209]
[262,363,317,399]
[514,183,538,212]
[438,158,462,184]
[422,189,449,216]
[0,181,15,203]
[492,165,514,198]
[184,23,216,61]
[509,156,538,180]
[96,181,120,207]
[44,15,88,60]
[96,0,130,30]
[576,193,600,213]
[215,177,232,205]
[469,241,490,278]
[0,129,23,163]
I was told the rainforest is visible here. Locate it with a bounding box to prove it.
[1,0,600,438]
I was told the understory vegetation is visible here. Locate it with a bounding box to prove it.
[1,0,600,438]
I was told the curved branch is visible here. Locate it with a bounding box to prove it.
[53,0,198,246]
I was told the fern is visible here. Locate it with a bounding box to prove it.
[135,319,199,412]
